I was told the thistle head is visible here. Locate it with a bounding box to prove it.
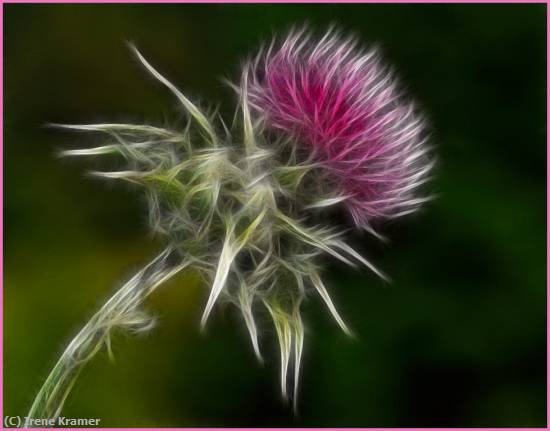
[243,27,434,229]
[56,28,434,413]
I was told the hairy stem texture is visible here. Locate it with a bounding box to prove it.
[26,247,188,425]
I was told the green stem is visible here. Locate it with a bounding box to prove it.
[25,247,189,426]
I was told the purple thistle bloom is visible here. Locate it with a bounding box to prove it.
[244,28,434,228]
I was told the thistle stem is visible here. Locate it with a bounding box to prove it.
[25,247,189,426]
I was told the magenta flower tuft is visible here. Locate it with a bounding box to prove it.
[244,28,434,228]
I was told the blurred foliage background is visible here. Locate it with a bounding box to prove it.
[4,4,546,427]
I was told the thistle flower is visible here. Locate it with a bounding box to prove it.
[244,28,434,229]
[26,28,433,425]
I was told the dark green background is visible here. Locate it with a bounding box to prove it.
[5,4,546,427]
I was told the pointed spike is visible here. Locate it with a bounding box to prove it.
[293,311,304,414]
[309,271,354,337]
[240,70,257,155]
[128,44,218,145]
[60,145,118,157]
[200,234,236,329]
[47,122,174,136]
[331,240,391,282]
[280,322,291,401]
[263,301,291,401]
[239,290,263,363]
